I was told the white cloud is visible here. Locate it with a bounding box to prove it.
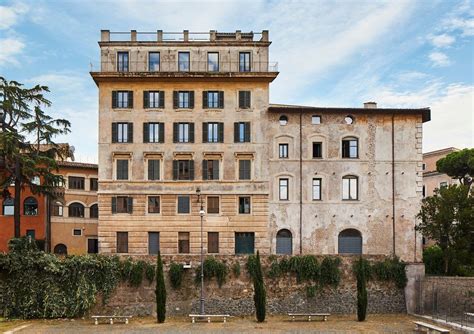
[0,38,25,65]
[429,34,455,47]
[441,0,474,37]
[429,51,451,67]
[0,2,28,29]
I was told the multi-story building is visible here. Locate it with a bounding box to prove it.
[422,147,459,197]
[91,30,430,262]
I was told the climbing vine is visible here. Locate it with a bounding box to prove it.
[168,262,185,289]
[352,256,407,288]
[195,257,229,287]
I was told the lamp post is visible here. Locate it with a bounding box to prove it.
[196,188,205,315]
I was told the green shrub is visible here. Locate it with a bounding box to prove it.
[120,257,133,281]
[145,262,156,284]
[155,253,166,323]
[129,260,145,287]
[267,258,282,279]
[168,262,184,289]
[195,257,228,288]
[232,262,241,277]
[288,255,319,282]
[306,285,317,298]
[423,245,444,275]
[319,257,341,287]
[252,251,266,322]
[371,257,407,288]
[246,255,258,280]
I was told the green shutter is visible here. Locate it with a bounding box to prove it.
[218,122,224,143]
[173,91,178,109]
[143,123,149,143]
[218,91,224,108]
[189,123,195,143]
[202,160,208,180]
[213,160,219,180]
[112,91,118,108]
[143,91,149,109]
[127,122,133,143]
[159,91,165,108]
[111,197,117,214]
[189,91,194,108]
[173,160,178,180]
[202,91,208,108]
[173,123,178,143]
[128,91,133,108]
[112,123,118,143]
[238,91,244,109]
[189,160,194,180]
[159,123,165,143]
[127,197,133,213]
[244,122,251,142]
[234,122,239,142]
[202,122,208,143]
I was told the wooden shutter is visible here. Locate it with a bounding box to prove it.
[127,122,133,143]
[128,91,133,108]
[189,123,195,143]
[218,91,224,108]
[202,91,208,108]
[239,160,244,180]
[238,91,244,109]
[342,141,349,158]
[202,122,208,143]
[127,197,133,213]
[112,91,118,108]
[246,91,251,108]
[173,91,178,109]
[143,91,149,108]
[159,123,165,143]
[202,160,208,180]
[213,160,219,180]
[234,123,239,143]
[244,122,251,142]
[111,197,117,214]
[189,91,194,108]
[218,122,224,143]
[208,232,219,253]
[173,160,178,180]
[189,160,195,180]
[143,123,149,143]
[159,91,165,108]
[148,160,154,180]
[112,123,118,143]
[173,123,178,143]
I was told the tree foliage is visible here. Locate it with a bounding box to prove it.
[354,257,368,321]
[155,253,166,323]
[252,251,266,322]
[436,148,474,188]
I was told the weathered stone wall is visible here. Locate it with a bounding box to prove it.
[91,255,406,316]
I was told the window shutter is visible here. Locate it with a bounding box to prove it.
[159,91,165,108]
[127,197,133,213]
[148,160,153,180]
[202,122,208,143]
[239,160,244,180]
[202,91,208,109]
[143,123,149,143]
[246,91,251,108]
[112,123,118,143]
[173,91,178,109]
[127,122,133,143]
[342,141,348,158]
[143,91,149,109]
[244,122,251,142]
[112,91,118,108]
[202,160,208,180]
[218,122,224,143]
[189,123,195,143]
[128,91,133,108]
[173,123,178,143]
[218,91,224,108]
[213,160,219,180]
[238,91,244,109]
[159,123,165,143]
[189,91,194,108]
[234,123,239,143]
[173,160,178,180]
[111,197,117,214]
[189,160,195,180]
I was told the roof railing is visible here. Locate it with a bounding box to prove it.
[101,30,269,42]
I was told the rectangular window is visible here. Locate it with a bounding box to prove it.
[279,178,289,200]
[239,196,251,214]
[117,52,129,72]
[90,178,98,191]
[178,91,190,108]
[208,232,219,253]
[202,160,220,180]
[116,159,129,180]
[173,160,194,180]
[112,122,133,143]
[207,196,220,214]
[342,139,358,158]
[238,91,251,109]
[422,163,426,171]
[342,177,358,200]
[178,232,190,253]
[148,52,160,71]
[207,91,219,108]
[68,176,85,190]
[177,196,190,214]
[440,182,448,188]
[148,232,160,255]
[116,232,128,253]
[312,142,322,158]
[312,178,322,200]
[235,232,254,254]
[422,185,426,198]
[144,122,164,143]
[207,52,219,72]
[112,196,133,214]
[73,228,82,236]
[112,91,133,108]
[239,160,251,180]
[279,144,288,158]
[312,115,321,124]
[174,122,194,143]
[148,196,160,214]
[87,239,98,254]
[144,91,164,109]
[178,52,190,72]
[147,159,160,180]
[239,52,251,72]
[26,229,35,239]
[234,122,250,143]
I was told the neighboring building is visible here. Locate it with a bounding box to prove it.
[90,30,430,262]
[422,147,459,197]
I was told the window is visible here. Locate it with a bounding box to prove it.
[203,122,224,143]
[148,196,160,214]
[143,91,164,109]
[2,198,14,215]
[31,176,40,185]
[173,122,194,143]
[148,52,160,71]
[69,202,85,217]
[202,160,220,180]
[52,201,63,216]
[207,52,219,72]
[239,52,251,72]
[344,115,354,124]
[203,91,224,109]
[73,229,82,236]
[422,185,426,198]
[87,239,98,254]
[342,176,358,200]
[24,197,38,216]
[239,196,251,214]
[117,232,128,253]
[178,232,190,253]
[148,159,160,180]
[312,142,322,158]
[279,115,288,125]
[173,160,194,180]
[143,122,164,143]
[116,159,129,180]
[112,196,133,214]
[239,160,251,180]
[312,115,321,124]
[90,178,98,191]
[440,182,448,188]
[90,204,99,218]
[177,196,190,214]
[208,232,219,253]
[312,178,322,200]
[54,243,67,255]
[338,229,362,254]
[342,137,358,158]
[112,122,133,143]
[117,51,129,72]
[173,91,194,109]
[279,178,289,200]
[235,232,254,254]
[279,144,288,158]
[68,176,85,190]
[112,91,133,108]
[178,52,190,71]
[276,229,292,255]
[234,122,250,143]
[26,229,35,239]
[422,163,426,171]
[148,232,160,255]
[238,91,251,109]
[207,196,220,214]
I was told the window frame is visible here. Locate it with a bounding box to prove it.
[2,198,14,216]
[238,159,252,180]
[279,143,289,159]
[279,178,289,201]
[178,232,190,253]
[342,175,359,200]
[116,159,129,180]
[239,52,251,72]
[178,51,190,72]
[312,115,321,125]
[342,137,359,159]
[208,232,219,254]
[312,142,323,159]
[117,51,129,72]
[206,196,220,214]
[177,195,191,214]
[148,51,160,72]
[238,196,251,214]
[207,52,219,72]
[68,202,85,218]
[312,178,322,201]
[279,115,288,126]
[90,203,99,218]
[68,176,85,190]
[147,196,161,214]
[23,197,38,216]
[72,228,82,236]
[116,232,128,253]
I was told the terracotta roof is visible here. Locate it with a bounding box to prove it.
[56,161,98,169]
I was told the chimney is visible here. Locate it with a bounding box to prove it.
[364,102,377,109]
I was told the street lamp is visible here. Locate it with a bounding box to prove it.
[196,187,205,315]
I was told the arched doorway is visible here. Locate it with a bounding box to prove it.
[54,244,68,255]
[276,229,292,255]
[338,229,362,254]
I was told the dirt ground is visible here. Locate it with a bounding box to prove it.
[1,314,465,333]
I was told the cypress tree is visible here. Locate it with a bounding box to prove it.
[253,251,266,322]
[155,252,166,323]
[356,257,368,321]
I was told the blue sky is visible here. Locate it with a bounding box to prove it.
[1,0,473,162]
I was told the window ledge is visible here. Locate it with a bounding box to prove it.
[145,108,164,112]
[204,108,223,112]
[174,108,193,112]
[237,108,253,112]
[112,108,133,112]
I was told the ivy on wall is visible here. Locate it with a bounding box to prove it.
[194,257,229,288]
[352,257,408,288]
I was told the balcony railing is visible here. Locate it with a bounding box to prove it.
[91,60,278,73]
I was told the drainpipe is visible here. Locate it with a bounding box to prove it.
[45,194,51,253]
[299,108,303,254]
[391,114,396,257]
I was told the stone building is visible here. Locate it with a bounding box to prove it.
[422,147,459,197]
[90,30,430,262]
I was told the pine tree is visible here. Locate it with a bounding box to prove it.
[155,252,166,323]
[253,251,266,322]
[356,257,368,321]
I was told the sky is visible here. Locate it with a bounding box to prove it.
[1,0,473,163]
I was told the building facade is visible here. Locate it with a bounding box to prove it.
[91,30,430,262]
[422,147,459,197]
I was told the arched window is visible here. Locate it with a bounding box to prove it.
[69,202,85,218]
[52,201,63,216]
[3,198,14,215]
[338,229,362,254]
[342,175,358,200]
[344,115,354,124]
[53,243,67,255]
[342,137,358,158]
[279,115,288,126]
[90,204,99,218]
[276,229,292,255]
[24,197,38,216]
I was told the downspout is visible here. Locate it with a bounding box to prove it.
[299,108,303,255]
[391,114,396,257]
[45,194,51,253]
